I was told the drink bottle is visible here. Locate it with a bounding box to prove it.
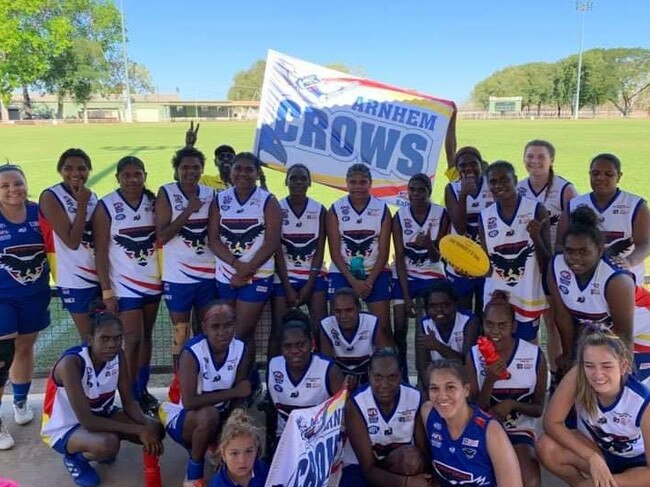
[477,336,510,380]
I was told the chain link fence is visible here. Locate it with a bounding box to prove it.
[33,289,274,378]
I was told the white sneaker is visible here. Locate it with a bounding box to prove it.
[13,402,34,425]
[0,422,14,450]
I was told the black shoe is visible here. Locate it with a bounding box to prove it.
[139,390,160,415]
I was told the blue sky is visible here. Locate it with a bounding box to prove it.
[123,0,649,104]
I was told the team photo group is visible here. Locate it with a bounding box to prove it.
[0,111,649,487]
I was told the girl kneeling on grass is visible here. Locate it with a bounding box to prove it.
[209,410,268,487]
[537,329,650,487]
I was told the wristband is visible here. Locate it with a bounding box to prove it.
[310,266,321,272]
[102,289,115,299]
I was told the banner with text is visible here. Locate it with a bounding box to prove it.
[254,50,455,206]
[265,387,348,487]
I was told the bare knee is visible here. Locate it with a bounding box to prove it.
[195,407,221,434]
[91,433,120,460]
[13,335,36,357]
[536,434,561,467]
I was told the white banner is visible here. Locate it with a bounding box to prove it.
[265,388,348,487]
[254,50,455,206]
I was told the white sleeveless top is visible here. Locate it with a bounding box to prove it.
[344,383,421,465]
[215,186,274,283]
[330,196,388,275]
[267,353,333,437]
[279,197,324,280]
[319,312,378,377]
[569,190,646,285]
[160,182,215,283]
[396,203,446,280]
[577,375,650,461]
[552,254,650,356]
[420,312,472,361]
[100,191,161,298]
[41,345,120,446]
[41,183,98,288]
[159,335,246,427]
[445,178,494,276]
[517,174,574,251]
[481,196,547,322]
[471,338,541,439]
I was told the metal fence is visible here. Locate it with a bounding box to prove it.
[33,289,274,378]
[33,277,650,377]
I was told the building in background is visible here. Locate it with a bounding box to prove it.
[2,93,259,122]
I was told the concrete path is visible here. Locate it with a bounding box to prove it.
[0,386,567,486]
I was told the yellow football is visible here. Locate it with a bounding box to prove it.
[439,234,490,277]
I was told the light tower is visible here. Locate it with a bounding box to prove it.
[574,2,593,120]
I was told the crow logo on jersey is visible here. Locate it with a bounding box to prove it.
[490,241,535,286]
[404,245,428,266]
[0,244,46,284]
[581,420,639,455]
[282,235,318,263]
[220,220,265,255]
[604,236,633,260]
[178,220,209,254]
[342,230,374,257]
[113,227,156,266]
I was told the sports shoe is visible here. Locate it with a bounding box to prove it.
[13,402,34,425]
[63,453,101,487]
[139,390,160,416]
[182,479,205,487]
[0,421,15,450]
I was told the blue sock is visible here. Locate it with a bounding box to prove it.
[12,382,31,406]
[138,366,150,392]
[187,459,204,480]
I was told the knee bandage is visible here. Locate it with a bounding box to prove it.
[0,339,16,388]
[172,322,190,356]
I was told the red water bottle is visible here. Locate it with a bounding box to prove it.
[477,336,510,380]
[168,372,181,404]
[143,452,162,487]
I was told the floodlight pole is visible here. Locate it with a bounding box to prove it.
[119,0,133,123]
[574,2,593,120]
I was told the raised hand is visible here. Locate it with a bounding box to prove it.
[459,175,478,197]
[485,358,508,384]
[186,195,203,213]
[526,217,549,241]
[185,121,200,147]
[74,183,92,207]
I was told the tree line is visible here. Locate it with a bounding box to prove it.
[0,0,153,120]
[471,48,650,116]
